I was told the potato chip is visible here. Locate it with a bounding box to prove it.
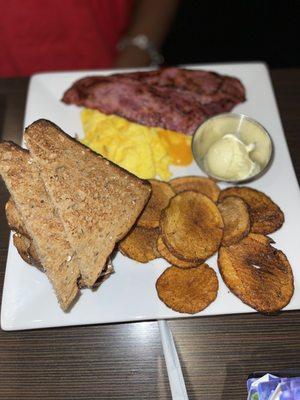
[156,264,218,314]
[218,196,250,246]
[160,191,223,262]
[157,236,200,268]
[119,226,159,263]
[248,233,274,246]
[218,234,294,314]
[170,176,220,202]
[218,187,284,234]
[137,180,175,228]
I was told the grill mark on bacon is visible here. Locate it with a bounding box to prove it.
[126,67,245,101]
[62,68,246,134]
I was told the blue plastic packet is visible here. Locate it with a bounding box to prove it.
[273,378,300,399]
[247,373,300,400]
[291,379,300,390]
[257,380,281,399]
[278,388,300,399]
[247,374,279,400]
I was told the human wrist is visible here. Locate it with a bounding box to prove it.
[117,34,164,66]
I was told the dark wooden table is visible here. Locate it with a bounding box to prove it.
[0,69,299,400]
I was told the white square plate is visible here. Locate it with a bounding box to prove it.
[1,63,300,331]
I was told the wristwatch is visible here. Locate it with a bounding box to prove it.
[117,34,164,66]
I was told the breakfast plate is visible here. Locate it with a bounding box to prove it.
[1,62,300,331]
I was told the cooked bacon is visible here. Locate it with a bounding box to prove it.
[126,67,245,101]
[62,68,246,135]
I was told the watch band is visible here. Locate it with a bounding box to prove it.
[117,34,164,66]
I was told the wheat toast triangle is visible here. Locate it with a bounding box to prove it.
[25,119,151,287]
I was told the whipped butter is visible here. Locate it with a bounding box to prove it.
[203,134,260,180]
[192,113,273,182]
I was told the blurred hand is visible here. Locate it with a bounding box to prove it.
[114,0,179,69]
[114,45,151,68]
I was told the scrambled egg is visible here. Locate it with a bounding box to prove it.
[81,109,192,180]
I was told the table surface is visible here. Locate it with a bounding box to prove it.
[0,69,299,400]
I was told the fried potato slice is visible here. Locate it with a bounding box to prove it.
[248,233,274,246]
[157,236,200,268]
[137,180,175,228]
[156,264,218,314]
[218,234,294,314]
[218,187,284,234]
[218,196,250,246]
[119,226,159,263]
[160,191,224,262]
[170,176,220,202]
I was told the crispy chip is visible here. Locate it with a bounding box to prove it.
[218,187,284,234]
[248,233,274,246]
[119,226,159,263]
[170,176,220,202]
[218,234,294,314]
[137,180,175,228]
[160,191,223,262]
[218,196,250,246]
[156,264,218,314]
[157,236,200,268]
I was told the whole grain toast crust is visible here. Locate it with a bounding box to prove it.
[6,198,31,237]
[0,142,80,310]
[12,228,114,288]
[25,119,151,287]
[8,197,114,288]
[13,232,43,270]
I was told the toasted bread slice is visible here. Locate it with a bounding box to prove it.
[12,233,113,289]
[218,234,294,314]
[79,259,114,289]
[12,229,113,288]
[160,191,224,262]
[156,264,218,314]
[7,197,113,288]
[13,232,43,269]
[218,196,250,246]
[170,176,220,202]
[13,233,114,288]
[137,180,175,228]
[119,227,159,263]
[6,198,31,237]
[218,187,284,234]
[7,198,44,268]
[25,119,151,287]
[0,142,80,310]
[157,236,200,268]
